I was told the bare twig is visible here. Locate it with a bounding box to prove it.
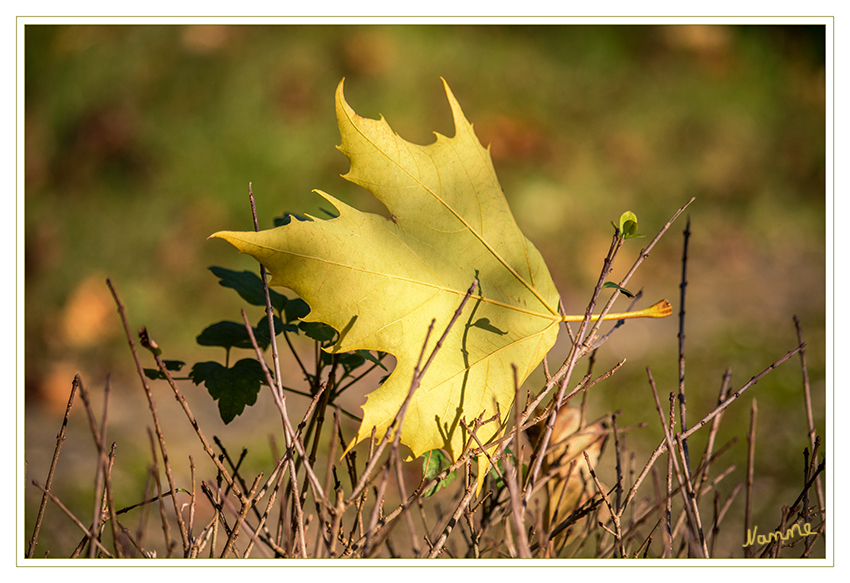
[188,456,196,554]
[793,316,824,513]
[106,280,189,554]
[147,428,173,557]
[393,444,421,557]
[694,369,733,498]
[248,184,285,402]
[744,398,758,558]
[622,345,801,522]
[677,217,691,470]
[757,459,826,558]
[98,376,122,557]
[28,375,78,558]
[362,465,392,556]
[600,442,738,559]
[710,482,742,556]
[681,344,804,442]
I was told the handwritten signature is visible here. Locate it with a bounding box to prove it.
[743,522,815,548]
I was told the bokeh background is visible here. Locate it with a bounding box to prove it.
[24,24,826,557]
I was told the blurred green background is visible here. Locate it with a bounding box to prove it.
[24,24,826,557]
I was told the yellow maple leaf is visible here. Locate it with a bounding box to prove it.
[212,79,668,487]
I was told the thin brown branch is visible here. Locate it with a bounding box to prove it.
[502,399,531,558]
[98,376,122,557]
[793,316,824,514]
[147,428,173,557]
[744,398,758,558]
[188,456,196,553]
[694,369,733,498]
[362,465,392,556]
[664,394,674,558]
[106,280,190,553]
[710,482,742,556]
[27,375,78,558]
[394,444,421,557]
[249,183,285,403]
[600,443,738,559]
[681,344,804,442]
[677,216,691,469]
[101,442,123,557]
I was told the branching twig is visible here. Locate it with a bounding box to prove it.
[523,200,693,507]
[106,280,189,554]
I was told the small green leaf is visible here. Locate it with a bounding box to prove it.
[422,449,457,497]
[209,266,287,313]
[196,321,269,351]
[143,360,186,380]
[616,211,644,239]
[189,359,268,424]
[602,282,635,298]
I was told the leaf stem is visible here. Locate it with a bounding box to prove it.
[559,299,672,322]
